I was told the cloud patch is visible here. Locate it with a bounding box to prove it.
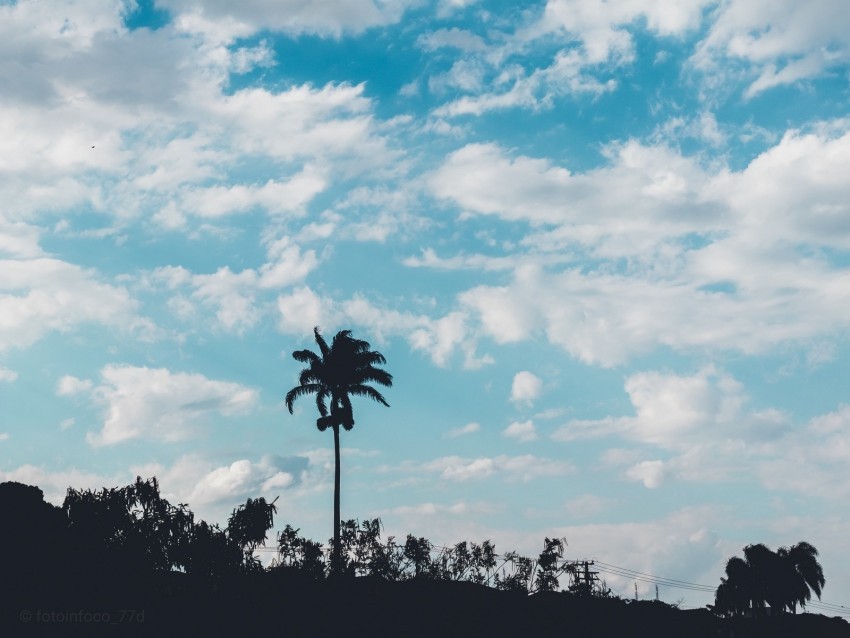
[70,365,258,446]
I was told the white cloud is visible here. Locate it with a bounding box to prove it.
[445,422,481,438]
[258,237,320,289]
[554,366,788,450]
[429,0,710,118]
[564,493,614,519]
[188,267,260,334]
[430,141,720,251]
[756,405,850,501]
[0,258,145,352]
[503,419,538,442]
[387,454,575,482]
[84,364,258,446]
[535,0,711,61]
[434,128,850,366]
[379,500,498,518]
[180,170,327,219]
[693,0,850,97]
[0,433,9,441]
[185,454,309,505]
[276,286,341,336]
[550,368,850,498]
[0,367,18,382]
[626,460,667,489]
[417,28,487,53]
[59,418,75,430]
[0,221,43,259]
[56,375,93,396]
[510,371,542,406]
[161,0,416,38]
[148,236,320,334]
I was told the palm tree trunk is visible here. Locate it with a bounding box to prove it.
[332,422,341,575]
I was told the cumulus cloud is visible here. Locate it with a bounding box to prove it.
[549,368,850,497]
[385,454,575,482]
[756,405,850,501]
[182,454,311,505]
[0,367,18,382]
[148,236,319,334]
[160,0,417,38]
[503,420,538,442]
[0,259,146,352]
[0,0,398,246]
[554,366,788,450]
[510,371,542,406]
[534,0,711,59]
[427,129,850,366]
[692,0,850,97]
[56,375,93,396]
[77,365,258,446]
[445,422,481,438]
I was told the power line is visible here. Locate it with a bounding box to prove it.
[259,543,850,614]
[591,562,715,593]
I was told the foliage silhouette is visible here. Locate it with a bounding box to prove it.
[3,479,849,637]
[284,327,392,574]
[714,542,826,617]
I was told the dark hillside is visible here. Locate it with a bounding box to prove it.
[2,480,848,637]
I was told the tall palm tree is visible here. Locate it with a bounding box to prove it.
[285,327,392,574]
[778,541,825,613]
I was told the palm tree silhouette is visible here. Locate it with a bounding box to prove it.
[715,541,827,617]
[778,541,825,613]
[285,327,392,574]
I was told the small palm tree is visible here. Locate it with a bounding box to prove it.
[716,555,755,617]
[285,327,392,574]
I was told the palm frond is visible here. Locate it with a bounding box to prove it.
[284,383,324,413]
[316,388,330,417]
[347,384,390,407]
[313,327,330,358]
[355,350,386,366]
[292,349,320,365]
[299,368,324,386]
[353,368,393,387]
[329,329,353,353]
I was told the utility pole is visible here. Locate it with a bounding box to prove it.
[656,584,659,601]
[634,582,638,600]
[568,560,600,595]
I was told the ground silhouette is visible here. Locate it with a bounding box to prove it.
[2,479,849,637]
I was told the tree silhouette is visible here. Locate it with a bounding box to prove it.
[285,327,392,574]
[227,496,278,571]
[778,541,825,614]
[714,541,826,617]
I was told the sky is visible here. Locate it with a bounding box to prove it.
[2,0,850,611]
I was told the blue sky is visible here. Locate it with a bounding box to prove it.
[3,0,850,610]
